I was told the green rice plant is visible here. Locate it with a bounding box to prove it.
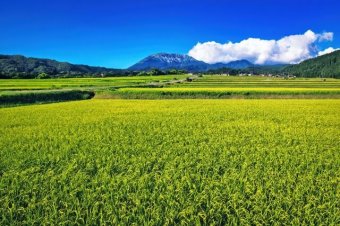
[0,75,188,91]
[108,87,340,99]
[174,75,340,88]
[0,99,339,225]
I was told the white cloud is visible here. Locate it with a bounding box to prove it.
[318,47,339,56]
[188,30,336,65]
[318,32,333,41]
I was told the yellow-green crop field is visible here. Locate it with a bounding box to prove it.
[1,76,340,105]
[94,75,340,99]
[1,99,339,225]
[0,75,187,91]
[175,76,340,88]
[111,87,340,99]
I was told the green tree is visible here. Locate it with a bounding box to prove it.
[36,72,50,79]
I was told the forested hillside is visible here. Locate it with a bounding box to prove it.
[0,55,122,78]
[284,50,340,78]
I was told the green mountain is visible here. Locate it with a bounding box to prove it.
[0,54,123,78]
[283,50,340,78]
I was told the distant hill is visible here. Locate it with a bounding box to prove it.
[0,54,123,78]
[128,53,253,72]
[283,50,340,78]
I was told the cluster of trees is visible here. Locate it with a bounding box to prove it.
[135,69,187,76]
[205,65,287,76]
[206,68,241,75]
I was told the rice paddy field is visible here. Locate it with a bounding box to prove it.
[98,75,340,99]
[0,75,186,106]
[174,75,340,88]
[0,75,340,225]
[1,99,339,225]
[109,87,340,99]
[0,75,187,91]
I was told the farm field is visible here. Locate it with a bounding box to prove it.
[1,76,340,92]
[1,76,340,105]
[2,1,340,225]
[0,99,339,225]
[174,75,340,88]
[109,87,340,99]
[0,75,188,91]
[0,75,187,106]
[92,76,340,99]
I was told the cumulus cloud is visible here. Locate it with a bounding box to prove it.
[318,47,339,56]
[188,30,336,65]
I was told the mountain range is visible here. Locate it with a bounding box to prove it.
[128,53,253,71]
[1,50,339,78]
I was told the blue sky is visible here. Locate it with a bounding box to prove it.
[1,0,339,68]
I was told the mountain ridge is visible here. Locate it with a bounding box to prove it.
[0,54,122,78]
[1,51,339,78]
[128,53,253,72]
